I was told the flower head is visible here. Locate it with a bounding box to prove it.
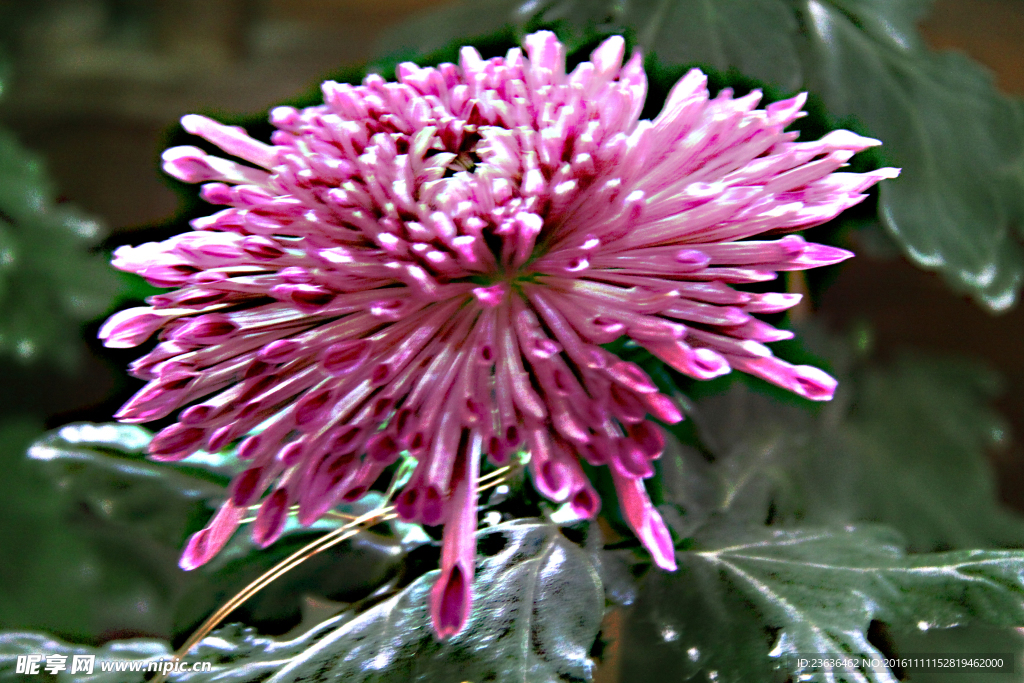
[102,31,897,638]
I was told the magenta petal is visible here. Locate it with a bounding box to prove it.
[472,283,507,307]
[252,489,290,548]
[179,502,244,570]
[640,393,684,424]
[612,471,677,572]
[429,433,481,639]
[149,423,205,461]
[731,356,838,401]
[569,482,602,519]
[295,389,333,425]
[614,437,655,479]
[162,146,218,183]
[170,314,237,344]
[277,439,305,466]
[743,292,804,313]
[420,485,446,526]
[242,236,286,260]
[206,424,239,453]
[645,340,731,381]
[628,421,665,459]
[99,307,166,348]
[116,377,192,423]
[395,487,420,522]
[607,360,659,394]
[230,467,264,506]
[430,562,471,639]
[320,340,371,376]
[273,284,336,312]
[589,35,625,79]
[366,432,401,464]
[258,339,301,364]
[181,114,277,168]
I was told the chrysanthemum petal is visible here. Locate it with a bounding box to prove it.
[102,30,897,638]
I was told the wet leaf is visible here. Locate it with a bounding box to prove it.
[264,521,603,683]
[5,424,409,642]
[621,525,1024,682]
[0,522,604,683]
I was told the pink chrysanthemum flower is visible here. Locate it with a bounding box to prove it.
[100,31,897,638]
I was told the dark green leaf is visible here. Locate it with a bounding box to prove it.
[659,338,1024,552]
[622,525,1024,682]
[658,385,818,535]
[843,354,1024,551]
[379,0,523,58]
[265,521,603,683]
[4,424,409,642]
[0,127,122,367]
[796,0,1024,311]
[0,522,604,683]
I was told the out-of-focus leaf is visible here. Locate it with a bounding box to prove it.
[4,423,410,642]
[0,522,604,683]
[659,343,1024,552]
[658,384,818,536]
[797,0,1024,311]
[845,355,1024,551]
[0,127,121,368]
[379,0,522,58]
[381,0,1024,311]
[621,525,1024,683]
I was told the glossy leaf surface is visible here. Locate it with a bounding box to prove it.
[622,526,1024,682]
[0,522,604,683]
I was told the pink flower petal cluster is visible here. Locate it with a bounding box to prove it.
[101,31,897,638]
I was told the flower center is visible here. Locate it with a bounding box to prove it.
[446,150,480,175]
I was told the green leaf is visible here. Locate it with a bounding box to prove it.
[659,340,1024,552]
[381,0,1024,310]
[379,0,523,58]
[0,522,605,683]
[843,354,1024,551]
[3,423,409,642]
[0,127,122,368]
[266,521,603,683]
[658,384,817,535]
[621,525,1024,683]
[796,0,1024,311]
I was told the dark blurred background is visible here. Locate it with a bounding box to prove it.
[0,0,1023,507]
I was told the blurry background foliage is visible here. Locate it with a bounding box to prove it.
[2,1,1024,682]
